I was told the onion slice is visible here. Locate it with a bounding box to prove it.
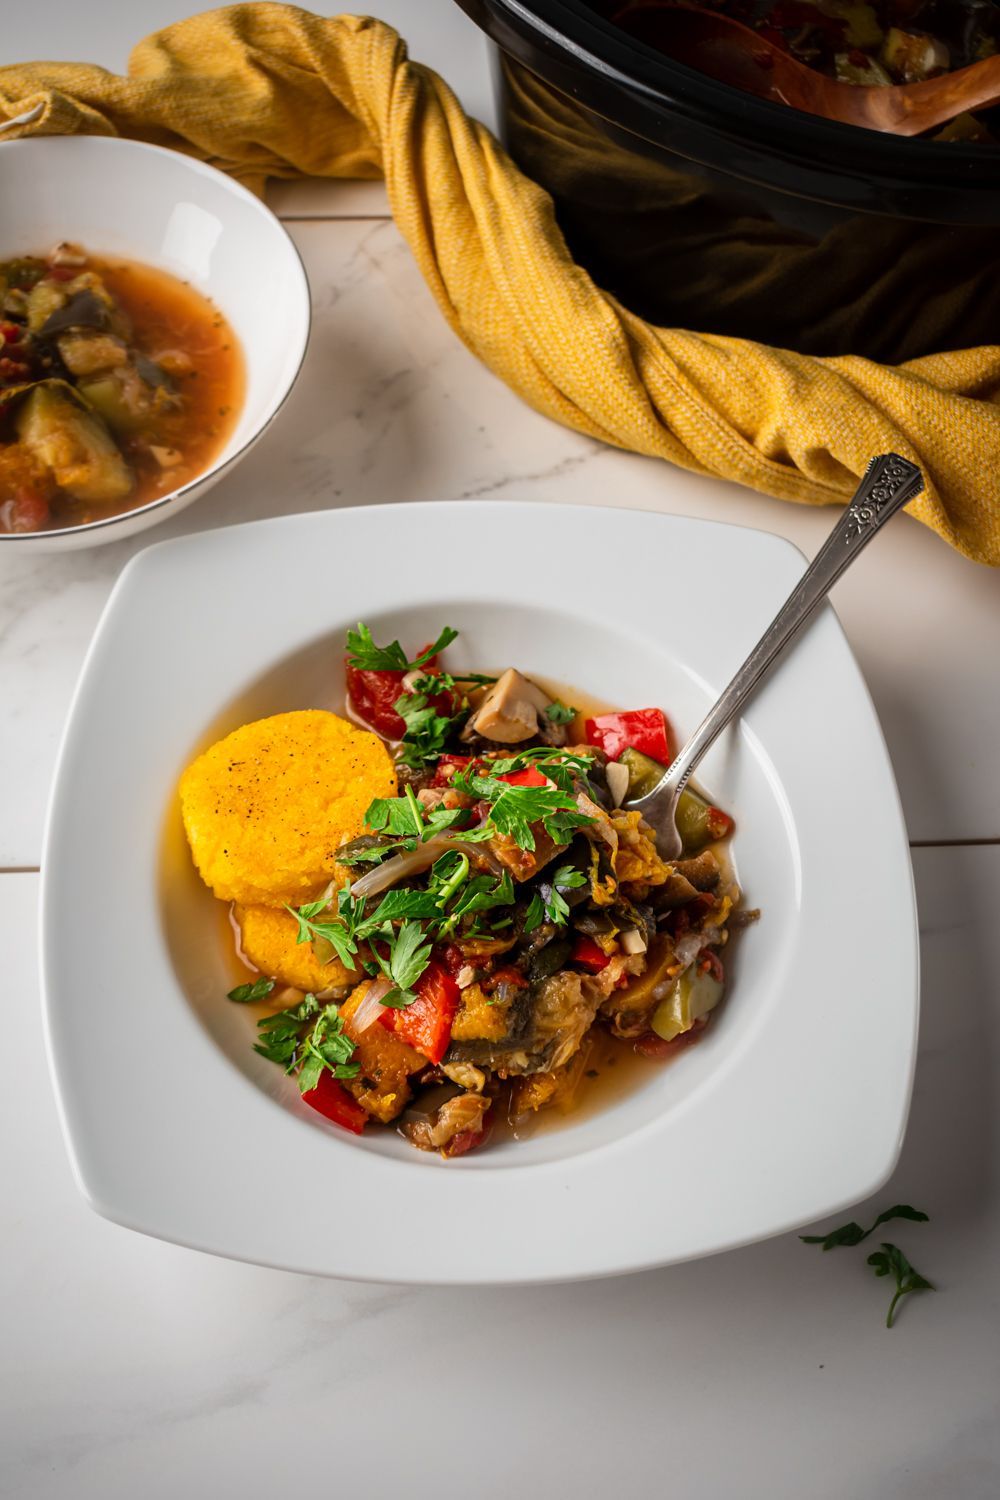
[350,834,500,899]
[576,790,619,855]
[349,972,394,1034]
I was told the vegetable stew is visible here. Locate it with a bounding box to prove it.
[180,625,755,1159]
[0,244,243,533]
[599,0,1000,141]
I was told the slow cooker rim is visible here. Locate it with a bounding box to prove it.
[470,0,1000,188]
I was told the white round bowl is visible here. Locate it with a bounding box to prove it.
[0,135,310,552]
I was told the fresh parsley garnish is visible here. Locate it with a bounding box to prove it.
[524,864,587,932]
[253,992,359,1093]
[369,919,434,1007]
[800,1204,933,1329]
[438,869,515,938]
[799,1205,929,1251]
[545,699,577,726]
[453,749,597,852]
[394,687,465,769]
[286,887,367,970]
[367,786,426,838]
[867,1243,934,1328]
[346,622,458,673]
[227,977,275,1003]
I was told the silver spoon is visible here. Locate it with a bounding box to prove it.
[627,453,924,859]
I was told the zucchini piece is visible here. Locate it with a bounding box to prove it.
[650,965,724,1043]
[16,385,133,504]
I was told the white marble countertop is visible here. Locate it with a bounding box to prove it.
[3,4,1000,1497]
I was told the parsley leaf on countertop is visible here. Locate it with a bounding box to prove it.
[867,1243,935,1328]
[800,1205,929,1251]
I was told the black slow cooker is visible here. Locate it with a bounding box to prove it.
[453,0,1000,361]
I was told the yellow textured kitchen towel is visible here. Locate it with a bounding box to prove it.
[2,4,999,562]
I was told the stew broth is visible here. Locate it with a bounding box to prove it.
[0,248,244,533]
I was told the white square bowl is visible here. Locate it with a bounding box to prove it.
[40,501,918,1283]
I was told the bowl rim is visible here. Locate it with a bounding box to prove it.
[39,499,920,1283]
[0,134,311,544]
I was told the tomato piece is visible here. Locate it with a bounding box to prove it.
[446,1109,493,1157]
[439,942,468,976]
[301,1071,368,1134]
[345,650,454,741]
[345,664,408,738]
[496,764,548,788]
[634,1018,707,1059]
[570,935,610,973]
[0,489,50,534]
[585,708,671,763]
[482,964,529,994]
[699,950,725,984]
[706,806,735,840]
[378,959,460,1064]
[432,753,474,786]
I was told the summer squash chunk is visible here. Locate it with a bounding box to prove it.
[16,384,132,504]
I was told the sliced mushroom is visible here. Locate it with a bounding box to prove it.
[49,242,87,268]
[149,444,184,469]
[463,667,552,744]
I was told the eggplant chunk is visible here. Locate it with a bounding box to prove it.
[16,386,133,504]
[57,332,129,378]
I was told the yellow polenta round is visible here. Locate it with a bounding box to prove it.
[234,903,357,992]
[179,709,396,906]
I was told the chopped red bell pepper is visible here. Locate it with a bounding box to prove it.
[496,764,548,788]
[378,959,460,1064]
[570,935,611,972]
[584,708,670,763]
[301,1071,368,1134]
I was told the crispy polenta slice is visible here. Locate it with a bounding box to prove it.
[340,981,427,1124]
[234,903,357,993]
[179,709,396,907]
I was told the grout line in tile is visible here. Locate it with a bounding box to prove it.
[275,214,393,224]
[909,838,1000,848]
[0,866,40,874]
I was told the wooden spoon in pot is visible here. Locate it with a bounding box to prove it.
[614,3,1000,137]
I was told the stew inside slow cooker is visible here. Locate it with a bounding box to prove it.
[590,0,999,141]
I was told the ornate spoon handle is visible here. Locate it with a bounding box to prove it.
[629,453,924,847]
